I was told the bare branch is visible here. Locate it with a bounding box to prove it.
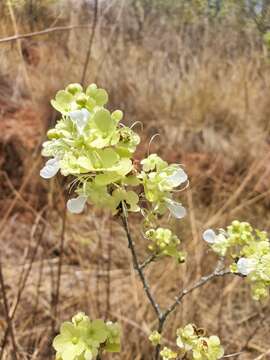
[0,259,18,360]
[120,203,162,318]
[52,207,67,334]
[0,25,95,45]
[154,260,243,360]
[81,0,99,86]
[162,269,232,321]
[139,253,156,270]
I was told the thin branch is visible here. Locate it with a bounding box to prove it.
[222,352,245,358]
[0,259,18,360]
[139,253,156,270]
[154,260,242,360]
[121,204,245,360]
[163,270,232,321]
[0,24,97,45]
[52,207,67,334]
[120,203,162,318]
[81,0,99,86]
[105,220,112,320]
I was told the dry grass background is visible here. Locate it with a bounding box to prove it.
[0,0,270,359]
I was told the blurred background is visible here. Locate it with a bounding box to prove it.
[1,0,270,359]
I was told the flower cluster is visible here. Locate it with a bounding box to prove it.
[145,227,185,263]
[160,347,177,360]
[149,324,224,360]
[203,220,270,300]
[176,324,224,360]
[148,330,162,346]
[53,312,121,360]
[40,84,188,219]
[40,83,141,214]
[139,154,187,219]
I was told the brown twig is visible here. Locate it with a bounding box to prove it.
[52,207,67,334]
[81,0,99,86]
[0,24,98,44]
[0,259,18,360]
[105,220,112,320]
[139,253,156,270]
[27,251,45,353]
[121,202,162,318]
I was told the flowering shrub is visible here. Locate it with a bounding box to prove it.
[41,84,269,359]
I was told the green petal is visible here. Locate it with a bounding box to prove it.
[111,158,133,176]
[95,172,121,186]
[51,90,73,113]
[61,343,84,360]
[60,322,77,338]
[94,89,109,106]
[53,334,70,352]
[77,156,94,172]
[97,148,119,168]
[66,83,83,95]
[93,109,114,134]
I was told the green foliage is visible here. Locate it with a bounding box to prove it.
[53,312,121,360]
[203,221,270,300]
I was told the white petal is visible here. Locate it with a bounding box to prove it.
[67,196,87,214]
[84,350,93,360]
[216,233,226,243]
[202,229,217,244]
[69,108,90,133]
[167,169,188,187]
[237,258,256,275]
[40,158,60,179]
[166,199,186,219]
